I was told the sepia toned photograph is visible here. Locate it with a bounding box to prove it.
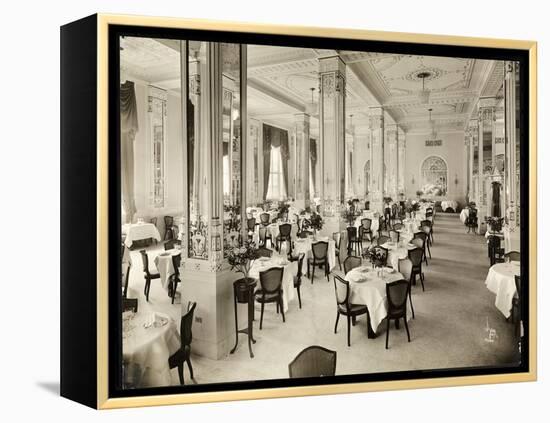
[118,35,526,390]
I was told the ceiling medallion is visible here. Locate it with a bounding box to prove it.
[407,69,441,105]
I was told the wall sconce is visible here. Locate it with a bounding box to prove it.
[454,173,459,185]
[411,174,415,185]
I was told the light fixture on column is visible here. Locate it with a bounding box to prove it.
[417,71,431,104]
[305,87,318,116]
[347,114,355,135]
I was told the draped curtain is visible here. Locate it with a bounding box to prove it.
[262,124,290,200]
[120,81,139,223]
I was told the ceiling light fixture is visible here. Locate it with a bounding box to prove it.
[305,87,318,116]
[428,108,438,139]
[417,71,431,104]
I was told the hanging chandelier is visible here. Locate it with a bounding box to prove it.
[417,71,431,104]
[305,87,318,116]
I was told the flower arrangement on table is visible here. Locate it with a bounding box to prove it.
[363,246,387,268]
[310,212,324,231]
[277,202,290,221]
[383,196,393,204]
[415,189,423,197]
[342,207,356,227]
[227,241,260,282]
[485,216,504,233]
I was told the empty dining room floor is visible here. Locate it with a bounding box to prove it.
[126,213,521,385]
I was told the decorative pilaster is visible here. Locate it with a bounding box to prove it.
[318,56,346,217]
[386,124,399,199]
[369,107,385,213]
[504,61,520,229]
[477,97,497,230]
[397,128,405,195]
[293,113,311,210]
[468,118,478,203]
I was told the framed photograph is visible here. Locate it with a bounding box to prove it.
[60,14,537,409]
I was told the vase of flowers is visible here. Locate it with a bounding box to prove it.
[411,201,420,219]
[364,246,386,268]
[415,189,423,200]
[227,241,259,284]
[342,205,356,227]
[486,216,504,233]
[310,212,324,239]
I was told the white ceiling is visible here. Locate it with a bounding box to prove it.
[120,37,504,137]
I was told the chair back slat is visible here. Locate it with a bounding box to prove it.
[260,213,270,225]
[279,223,292,237]
[333,275,350,306]
[257,247,273,258]
[288,346,337,378]
[164,215,174,227]
[180,302,196,347]
[377,235,390,246]
[361,218,372,231]
[343,256,362,274]
[386,279,409,314]
[259,267,284,293]
[312,241,329,260]
[408,247,423,266]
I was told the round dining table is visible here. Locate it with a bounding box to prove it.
[345,266,406,336]
[294,236,337,271]
[123,311,180,388]
[381,241,416,270]
[485,262,521,318]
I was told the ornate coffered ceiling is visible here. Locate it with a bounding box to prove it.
[120,37,505,137]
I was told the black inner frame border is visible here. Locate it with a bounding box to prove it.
[107,23,531,399]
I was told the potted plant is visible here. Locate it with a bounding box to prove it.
[415,189,423,200]
[227,241,259,291]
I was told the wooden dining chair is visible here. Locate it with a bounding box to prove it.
[164,215,176,240]
[257,247,273,258]
[408,247,425,292]
[139,250,160,301]
[255,267,285,329]
[343,255,362,275]
[333,231,343,271]
[288,346,337,378]
[412,232,429,265]
[396,258,415,319]
[505,251,521,262]
[488,235,505,266]
[260,212,271,226]
[385,279,411,349]
[293,253,306,309]
[333,275,368,347]
[346,226,362,256]
[247,217,257,240]
[512,275,522,324]
[420,219,434,244]
[168,253,181,304]
[389,230,400,243]
[307,241,329,282]
[164,239,176,251]
[360,218,373,244]
[276,223,293,253]
[168,302,196,385]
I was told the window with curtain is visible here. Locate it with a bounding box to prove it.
[266,146,287,200]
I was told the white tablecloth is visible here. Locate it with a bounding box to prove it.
[381,241,416,270]
[249,256,297,312]
[485,262,521,318]
[123,312,180,388]
[441,200,458,212]
[460,208,470,223]
[346,267,405,332]
[294,237,337,271]
[154,249,181,289]
[503,226,521,253]
[123,223,161,247]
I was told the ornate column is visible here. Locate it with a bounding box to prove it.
[293,113,311,210]
[318,56,346,219]
[477,97,496,231]
[386,124,399,199]
[397,127,406,196]
[369,107,385,213]
[467,118,478,203]
[504,61,520,228]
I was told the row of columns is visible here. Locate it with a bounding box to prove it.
[465,60,520,233]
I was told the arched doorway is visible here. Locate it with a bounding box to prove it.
[420,156,448,196]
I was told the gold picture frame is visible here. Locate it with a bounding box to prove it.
[60,13,537,409]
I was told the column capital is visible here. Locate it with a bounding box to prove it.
[318,55,346,75]
[368,107,384,129]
